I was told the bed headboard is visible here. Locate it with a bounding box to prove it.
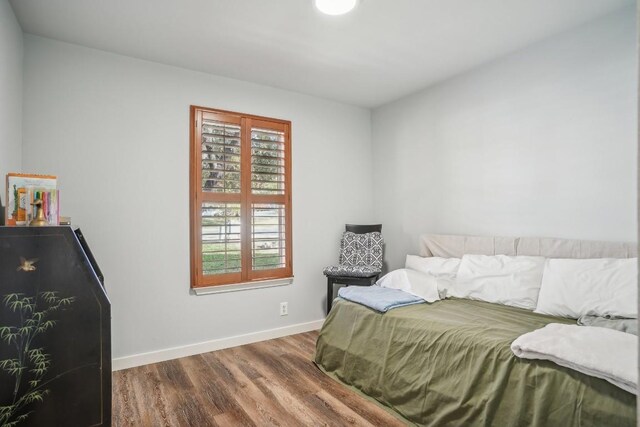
[419,234,637,259]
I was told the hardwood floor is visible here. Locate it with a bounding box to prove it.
[112,331,408,426]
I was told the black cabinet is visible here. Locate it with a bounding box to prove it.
[0,227,111,426]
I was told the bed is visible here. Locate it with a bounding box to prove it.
[314,234,638,427]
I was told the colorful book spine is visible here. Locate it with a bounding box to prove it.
[19,187,60,225]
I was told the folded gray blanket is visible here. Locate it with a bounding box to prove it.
[577,315,637,335]
[337,285,424,313]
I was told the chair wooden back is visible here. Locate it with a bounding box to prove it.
[345,224,382,234]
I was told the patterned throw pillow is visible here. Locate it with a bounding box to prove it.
[338,231,384,269]
[339,232,359,266]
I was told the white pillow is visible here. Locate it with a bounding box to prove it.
[535,258,638,319]
[450,255,546,310]
[377,269,441,303]
[405,255,461,276]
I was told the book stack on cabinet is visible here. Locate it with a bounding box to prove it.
[5,173,60,226]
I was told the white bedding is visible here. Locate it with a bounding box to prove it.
[511,323,638,395]
[376,268,441,302]
[449,254,545,310]
[534,257,638,319]
[405,254,460,277]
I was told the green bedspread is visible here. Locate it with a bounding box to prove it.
[315,298,636,427]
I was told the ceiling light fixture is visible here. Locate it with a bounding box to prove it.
[315,0,358,16]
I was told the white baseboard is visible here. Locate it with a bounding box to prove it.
[112,319,325,371]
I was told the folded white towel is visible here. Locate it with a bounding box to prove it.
[511,323,638,395]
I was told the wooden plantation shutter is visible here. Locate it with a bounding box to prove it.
[249,120,291,280]
[190,106,292,288]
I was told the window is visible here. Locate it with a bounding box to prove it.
[190,106,292,288]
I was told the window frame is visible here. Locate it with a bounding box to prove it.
[189,106,293,289]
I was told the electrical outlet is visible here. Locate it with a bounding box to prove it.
[280,302,288,316]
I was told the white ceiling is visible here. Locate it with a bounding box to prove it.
[9,0,634,108]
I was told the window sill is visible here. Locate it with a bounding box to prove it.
[192,277,294,295]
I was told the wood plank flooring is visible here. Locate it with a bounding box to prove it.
[113,331,408,426]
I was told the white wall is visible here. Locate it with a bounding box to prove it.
[22,35,374,360]
[0,0,22,219]
[372,8,637,269]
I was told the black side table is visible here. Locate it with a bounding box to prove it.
[326,274,379,314]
